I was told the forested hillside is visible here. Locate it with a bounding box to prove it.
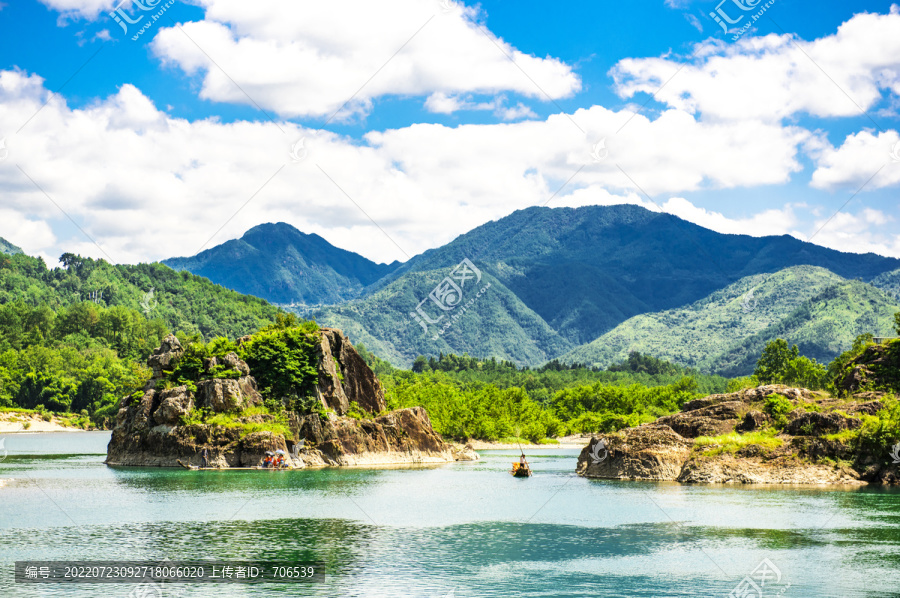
[563,266,900,376]
[0,251,285,424]
[310,205,900,368]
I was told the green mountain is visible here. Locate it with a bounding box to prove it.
[0,252,283,340]
[163,222,399,306]
[871,267,900,302]
[0,237,23,256]
[317,268,573,368]
[312,205,900,367]
[561,266,900,376]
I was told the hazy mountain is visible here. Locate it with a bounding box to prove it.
[561,266,900,376]
[0,237,23,256]
[164,222,400,306]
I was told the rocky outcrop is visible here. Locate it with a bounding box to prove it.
[576,425,692,480]
[295,406,460,466]
[147,334,184,380]
[315,328,386,416]
[834,341,900,394]
[576,384,898,486]
[107,328,474,468]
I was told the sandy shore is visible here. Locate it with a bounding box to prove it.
[467,435,592,450]
[0,412,86,433]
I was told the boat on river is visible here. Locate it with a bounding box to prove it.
[510,460,532,477]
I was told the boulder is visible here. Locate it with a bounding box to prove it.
[577,425,692,480]
[220,352,251,376]
[197,379,259,413]
[153,387,194,426]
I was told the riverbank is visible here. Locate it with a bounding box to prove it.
[0,411,88,433]
[467,435,591,450]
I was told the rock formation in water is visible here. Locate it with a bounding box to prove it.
[107,328,477,468]
[577,384,899,485]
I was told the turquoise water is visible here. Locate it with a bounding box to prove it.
[1,432,899,597]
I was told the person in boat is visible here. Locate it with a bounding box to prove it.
[519,453,527,465]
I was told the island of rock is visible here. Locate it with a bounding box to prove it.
[577,384,899,485]
[107,328,477,468]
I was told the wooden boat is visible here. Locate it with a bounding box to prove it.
[510,461,532,477]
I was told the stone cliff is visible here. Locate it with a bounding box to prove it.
[107,328,477,468]
[577,385,899,485]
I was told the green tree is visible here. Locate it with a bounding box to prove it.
[239,319,320,413]
[894,311,900,335]
[753,339,799,384]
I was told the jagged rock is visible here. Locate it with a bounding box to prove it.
[451,442,479,461]
[677,455,862,485]
[315,328,386,416]
[197,378,260,413]
[132,389,162,432]
[107,332,471,468]
[147,334,184,380]
[576,425,692,480]
[786,412,861,436]
[835,341,900,394]
[153,387,194,426]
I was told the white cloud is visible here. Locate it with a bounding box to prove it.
[37,0,114,20]
[660,197,798,236]
[145,0,580,119]
[611,9,900,122]
[810,129,900,190]
[807,210,900,257]
[0,69,821,265]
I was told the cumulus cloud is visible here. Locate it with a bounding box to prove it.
[810,129,900,191]
[610,8,900,122]
[0,68,825,265]
[144,0,580,119]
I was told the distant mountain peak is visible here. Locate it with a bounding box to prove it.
[162,222,400,305]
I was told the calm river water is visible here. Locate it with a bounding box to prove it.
[1,432,899,597]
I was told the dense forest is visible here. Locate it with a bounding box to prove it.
[0,252,283,426]
[2,251,898,442]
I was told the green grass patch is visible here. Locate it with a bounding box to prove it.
[694,430,783,455]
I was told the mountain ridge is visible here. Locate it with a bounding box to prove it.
[163,222,400,306]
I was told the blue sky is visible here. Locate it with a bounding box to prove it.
[0,0,899,265]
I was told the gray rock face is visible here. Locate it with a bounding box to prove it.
[153,388,194,426]
[147,334,184,380]
[577,425,693,480]
[315,328,386,416]
[197,378,260,413]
